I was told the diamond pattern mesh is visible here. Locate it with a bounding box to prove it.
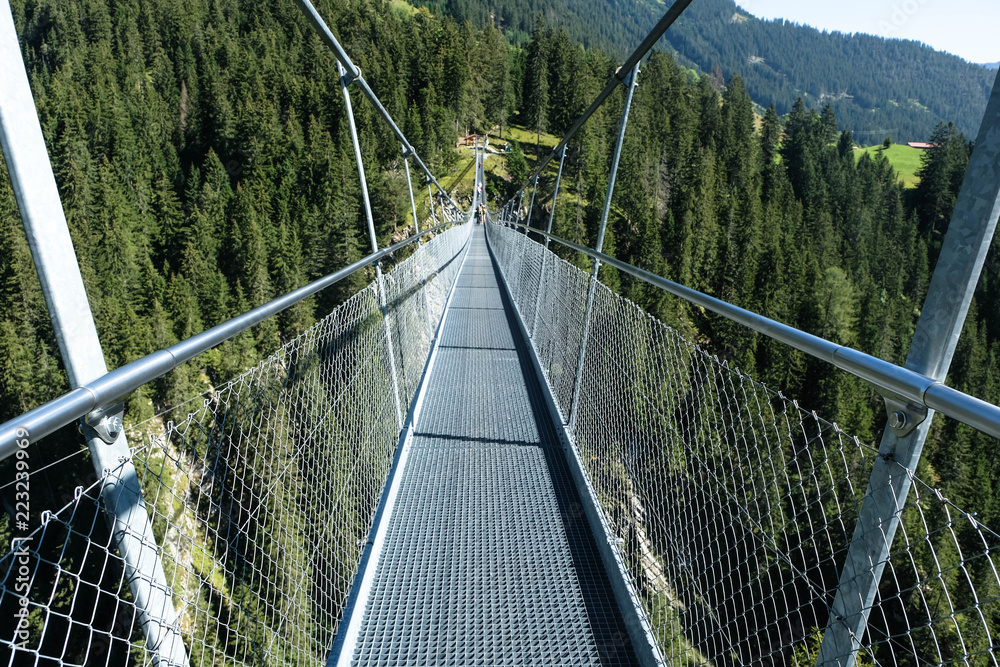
[486,218,1000,666]
[0,223,470,666]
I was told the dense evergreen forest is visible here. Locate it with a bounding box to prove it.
[512,14,1000,524]
[421,0,994,141]
[0,0,998,662]
[512,18,999,660]
[0,0,515,427]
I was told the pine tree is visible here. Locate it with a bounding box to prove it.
[913,122,970,246]
[523,16,551,152]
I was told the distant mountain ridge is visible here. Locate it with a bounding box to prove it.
[984,61,1000,70]
[424,0,992,141]
[664,0,992,141]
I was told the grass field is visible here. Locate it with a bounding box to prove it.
[855,143,925,189]
[499,125,561,151]
[400,125,567,231]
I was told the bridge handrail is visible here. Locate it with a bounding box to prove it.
[494,216,1000,441]
[0,218,463,458]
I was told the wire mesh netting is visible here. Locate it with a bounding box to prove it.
[486,219,1000,666]
[0,221,470,666]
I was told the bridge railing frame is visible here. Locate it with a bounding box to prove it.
[0,0,471,663]
[494,2,1000,665]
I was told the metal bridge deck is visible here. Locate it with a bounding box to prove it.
[348,226,639,666]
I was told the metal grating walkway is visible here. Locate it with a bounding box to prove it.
[349,226,639,666]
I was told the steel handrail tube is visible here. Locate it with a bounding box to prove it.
[0,220,456,457]
[494,219,1000,440]
[925,384,1000,438]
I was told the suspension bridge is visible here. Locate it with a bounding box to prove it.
[1,0,999,665]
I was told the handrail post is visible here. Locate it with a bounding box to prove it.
[403,148,420,236]
[543,146,566,252]
[403,148,434,338]
[525,176,538,235]
[0,6,188,665]
[338,61,404,429]
[816,72,1000,667]
[427,181,438,226]
[403,153,433,335]
[568,63,639,431]
[531,145,567,336]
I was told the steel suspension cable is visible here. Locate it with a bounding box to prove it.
[506,0,695,205]
[293,0,460,212]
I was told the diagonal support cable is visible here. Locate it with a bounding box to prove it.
[293,0,459,211]
[507,0,695,204]
[338,60,404,429]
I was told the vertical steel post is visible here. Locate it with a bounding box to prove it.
[472,140,480,211]
[480,140,485,213]
[404,149,420,236]
[525,176,538,235]
[405,149,435,337]
[339,61,378,255]
[339,61,404,429]
[543,146,566,251]
[0,6,188,665]
[402,146,431,367]
[517,189,525,225]
[568,64,639,431]
[427,182,438,226]
[816,72,1000,667]
[531,146,567,337]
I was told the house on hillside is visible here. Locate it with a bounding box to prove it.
[907,142,939,149]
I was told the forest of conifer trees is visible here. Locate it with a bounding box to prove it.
[511,18,998,527]
[510,19,999,660]
[418,0,994,142]
[0,0,998,662]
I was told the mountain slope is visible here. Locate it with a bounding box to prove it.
[665,0,993,142]
[423,0,993,141]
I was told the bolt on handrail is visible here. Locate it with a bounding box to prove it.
[492,217,1000,441]
[0,218,465,458]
